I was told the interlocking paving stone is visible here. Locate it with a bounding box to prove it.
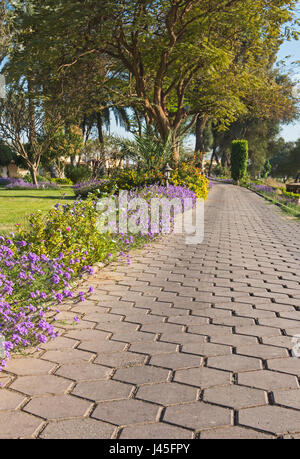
[234,325,281,338]
[41,349,95,364]
[200,426,274,439]
[159,332,209,345]
[113,366,170,385]
[182,342,232,357]
[203,384,267,409]
[72,380,133,401]
[136,382,197,405]
[39,418,115,439]
[10,375,73,396]
[24,395,93,419]
[210,334,259,346]
[92,399,160,426]
[0,411,43,438]
[5,358,57,376]
[174,367,231,388]
[149,352,202,369]
[129,341,178,354]
[2,182,300,438]
[0,390,27,410]
[266,357,300,376]
[55,362,112,381]
[207,354,262,372]
[119,422,193,439]
[40,337,79,350]
[238,370,298,390]
[273,389,300,410]
[163,402,232,430]
[94,351,147,368]
[262,336,294,349]
[78,340,128,354]
[238,405,300,435]
[236,344,289,359]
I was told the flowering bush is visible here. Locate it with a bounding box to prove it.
[0,184,197,370]
[0,238,90,370]
[50,177,73,185]
[73,170,163,198]
[170,162,209,199]
[5,179,58,190]
[73,178,114,198]
[74,163,210,200]
[0,177,12,186]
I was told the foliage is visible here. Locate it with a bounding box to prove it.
[210,164,231,178]
[5,179,58,190]
[65,164,92,184]
[231,140,249,183]
[0,140,17,166]
[262,160,272,178]
[43,125,85,177]
[0,183,198,369]
[73,169,164,198]
[5,0,299,160]
[248,182,300,216]
[170,162,210,200]
[73,162,210,200]
[114,128,173,171]
[0,87,63,186]
[50,177,73,185]
[23,172,50,183]
[269,138,300,179]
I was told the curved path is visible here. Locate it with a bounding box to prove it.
[1,182,300,439]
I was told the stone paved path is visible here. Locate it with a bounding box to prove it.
[1,182,300,439]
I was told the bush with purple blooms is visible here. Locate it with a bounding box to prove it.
[4,178,58,190]
[249,183,300,214]
[0,184,198,370]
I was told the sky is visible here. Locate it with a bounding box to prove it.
[276,37,300,141]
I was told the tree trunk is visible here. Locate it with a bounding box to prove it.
[29,165,38,188]
[97,112,104,144]
[208,146,217,176]
[172,143,180,163]
[194,115,208,170]
[27,77,36,148]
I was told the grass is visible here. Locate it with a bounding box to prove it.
[0,186,75,233]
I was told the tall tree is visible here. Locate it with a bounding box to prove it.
[0,87,63,185]
[6,0,299,161]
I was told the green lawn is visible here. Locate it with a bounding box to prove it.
[0,187,75,234]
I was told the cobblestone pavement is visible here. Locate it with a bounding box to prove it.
[1,182,300,439]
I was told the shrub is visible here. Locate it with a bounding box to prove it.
[73,170,164,198]
[23,173,50,183]
[170,162,209,200]
[73,163,210,200]
[5,179,58,190]
[111,169,163,190]
[211,164,230,178]
[65,165,92,184]
[50,177,73,185]
[231,140,248,184]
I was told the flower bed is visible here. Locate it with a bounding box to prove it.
[0,184,197,370]
[248,183,300,215]
[74,163,209,200]
[4,178,58,190]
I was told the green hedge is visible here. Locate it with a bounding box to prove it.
[231,140,248,184]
